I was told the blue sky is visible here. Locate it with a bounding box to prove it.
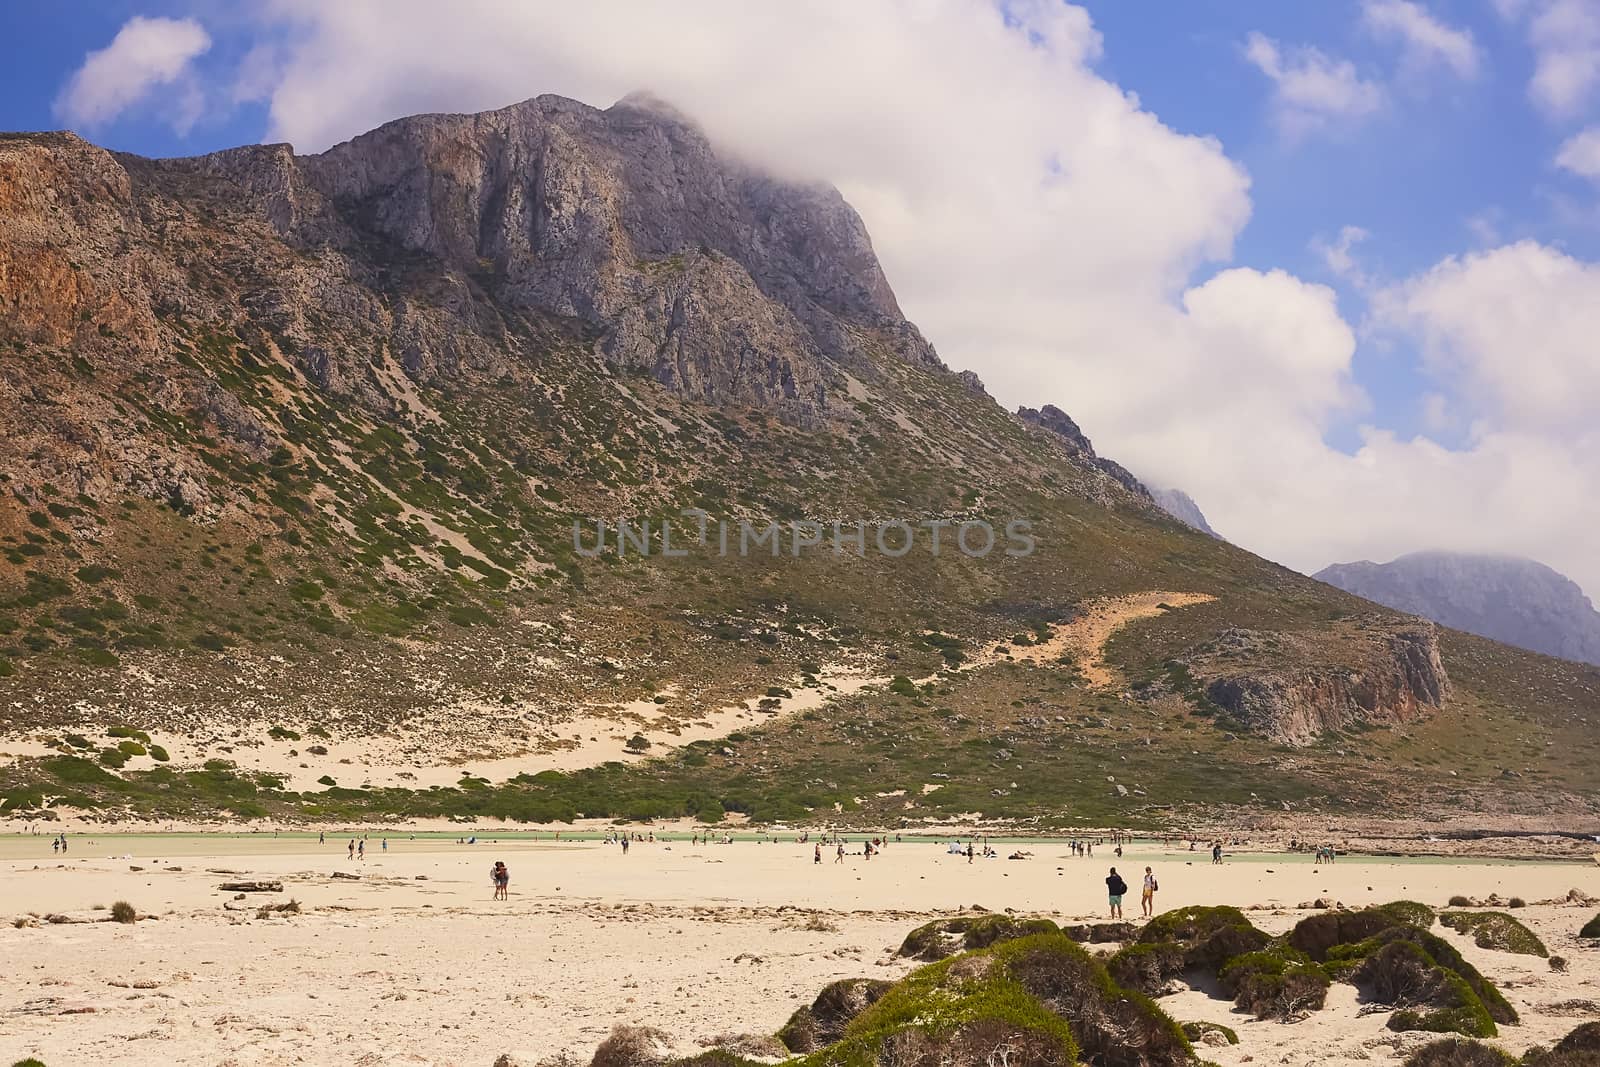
[3,2,1598,593]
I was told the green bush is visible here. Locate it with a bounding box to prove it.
[1579,912,1600,939]
[1180,1021,1239,1045]
[110,900,137,923]
[1401,1038,1515,1066]
[1218,943,1331,1019]
[1438,911,1547,957]
[98,748,128,769]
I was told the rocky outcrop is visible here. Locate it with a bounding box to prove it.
[1017,404,1151,500]
[1201,625,1449,746]
[1316,552,1600,667]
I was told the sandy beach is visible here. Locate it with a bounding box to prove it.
[3,832,1598,1065]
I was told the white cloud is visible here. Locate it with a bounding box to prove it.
[54,15,212,133]
[234,2,1599,597]
[1497,0,1600,117]
[1362,0,1481,79]
[1373,241,1600,435]
[1313,225,1373,287]
[1556,126,1600,180]
[1243,32,1383,137]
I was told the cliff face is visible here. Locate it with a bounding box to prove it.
[1316,552,1600,667]
[1196,625,1450,746]
[253,92,938,415]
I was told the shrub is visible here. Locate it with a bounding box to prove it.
[1402,1038,1516,1066]
[116,740,146,757]
[1106,941,1187,995]
[778,978,893,1053]
[148,745,169,762]
[1580,912,1600,939]
[110,901,137,924]
[1288,902,1432,962]
[1327,925,1515,1027]
[1438,911,1547,957]
[625,734,651,752]
[591,1025,674,1067]
[1139,904,1271,970]
[98,748,128,769]
[1000,935,1191,1067]
[1449,895,1473,907]
[1180,1021,1239,1046]
[1524,1021,1600,1067]
[1218,943,1331,1019]
[898,914,1062,961]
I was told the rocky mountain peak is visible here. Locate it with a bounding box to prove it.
[1017,403,1149,500]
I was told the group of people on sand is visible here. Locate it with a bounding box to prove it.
[49,833,68,853]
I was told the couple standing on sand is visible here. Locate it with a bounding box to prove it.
[490,861,510,900]
[1106,865,1159,919]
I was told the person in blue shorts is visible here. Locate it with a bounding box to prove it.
[1105,867,1128,919]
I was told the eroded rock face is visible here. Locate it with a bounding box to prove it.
[1016,403,1152,501]
[1202,625,1450,746]
[284,92,941,410]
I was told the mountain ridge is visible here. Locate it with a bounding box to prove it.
[1316,551,1600,668]
[1,95,1596,827]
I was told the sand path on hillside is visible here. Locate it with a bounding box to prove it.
[973,590,1215,687]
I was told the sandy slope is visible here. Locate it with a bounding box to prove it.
[2,835,1597,1065]
[971,591,1215,686]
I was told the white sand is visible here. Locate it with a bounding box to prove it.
[2,834,1597,1065]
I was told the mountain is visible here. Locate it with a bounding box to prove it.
[1148,486,1220,539]
[1316,552,1600,667]
[1,96,1597,828]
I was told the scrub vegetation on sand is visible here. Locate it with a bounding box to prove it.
[1439,910,1549,957]
[628,903,1525,1067]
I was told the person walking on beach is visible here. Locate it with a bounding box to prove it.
[835,842,845,864]
[621,836,629,855]
[319,831,325,845]
[358,839,365,861]
[1212,841,1223,865]
[1106,867,1128,920]
[814,843,822,864]
[1141,866,1158,918]
[348,839,355,860]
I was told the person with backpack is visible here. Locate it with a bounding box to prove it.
[1141,866,1158,917]
[1105,867,1128,919]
